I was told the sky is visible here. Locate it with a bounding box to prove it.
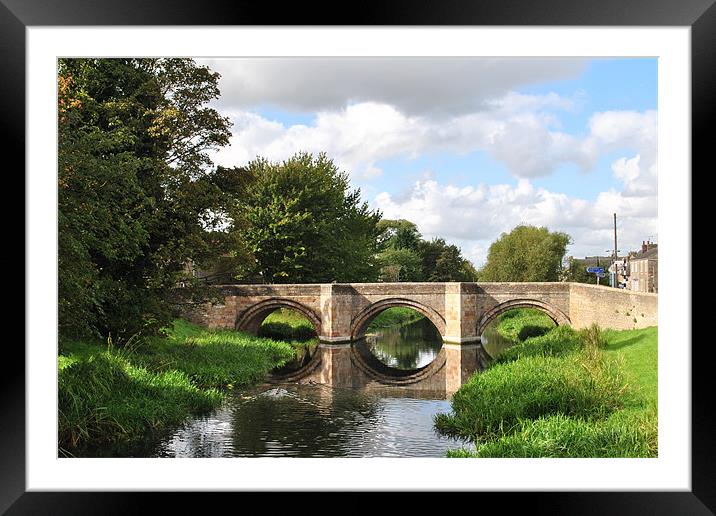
[198,57,658,268]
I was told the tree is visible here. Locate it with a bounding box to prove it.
[377,248,423,282]
[561,256,602,284]
[478,225,572,282]
[416,238,476,282]
[376,219,421,251]
[58,58,232,341]
[240,153,382,283]
[431,245,472,282]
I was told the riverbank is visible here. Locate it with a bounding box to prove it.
[495,308,556,341]
[367,307,425,330]
[436,320,657,458]
[58,319,296,454]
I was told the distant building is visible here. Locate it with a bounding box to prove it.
[628,241,658,293]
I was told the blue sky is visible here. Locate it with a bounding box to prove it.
[201,57,657,266]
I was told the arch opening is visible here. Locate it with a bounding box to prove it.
[351,301,446,375]
[478,300,568,360]
[236,300,321,377]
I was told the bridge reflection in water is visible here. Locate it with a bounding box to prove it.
[268,318,492,394]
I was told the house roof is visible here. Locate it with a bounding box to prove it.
[632,247,658,260]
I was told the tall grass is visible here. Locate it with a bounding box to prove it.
[58,319,295,451]
[437,323,657,457]
[447,408,657,458]
[496,308,556,342]
[136,321,295,389]
[59,350,221,450]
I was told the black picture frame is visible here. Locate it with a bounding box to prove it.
[4,0,709,512]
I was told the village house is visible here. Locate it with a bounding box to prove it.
[628,241,658,293]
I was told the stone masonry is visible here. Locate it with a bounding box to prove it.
[183,281,657,391]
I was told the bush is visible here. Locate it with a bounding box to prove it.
[518,325,552,341]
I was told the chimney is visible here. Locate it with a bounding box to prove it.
[642,241,648,254]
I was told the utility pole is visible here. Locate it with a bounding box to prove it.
[613,213,618,264]
[612,213,618,288]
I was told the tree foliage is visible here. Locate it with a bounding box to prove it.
[376,219,421,251]
[375,222,477,282]
[240,153,382,283]
[561,256,604,284]
[478,225,572,282]
[377,248,423,282]
[58,58,232,342]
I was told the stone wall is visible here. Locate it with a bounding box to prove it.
[179,281,658,391]
[569,283,658,330]
[181,281,657,336]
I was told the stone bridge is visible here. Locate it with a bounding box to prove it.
[185,282,657,392]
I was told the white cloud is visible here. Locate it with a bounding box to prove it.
[198,57,586,118]
[199,57,657,262]
[374,178,657,265]
[212,99,656,185]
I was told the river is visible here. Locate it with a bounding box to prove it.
[77,317,516,458]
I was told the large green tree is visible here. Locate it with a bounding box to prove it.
[240,153,382,283]
[478,225,571,282]
[374,221,478,282]
[376,219,421,251]
[417,238,477,282]
[58,58,232,341]
[377,248,423,282]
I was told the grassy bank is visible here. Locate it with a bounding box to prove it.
[367,307,425,331]
[437,321,657,458]
[258,309,320,374]
[495,308,557,342]
[59,319,295,452]
[258,308,317,342]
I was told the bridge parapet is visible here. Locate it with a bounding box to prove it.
[186,281,656,340]
[181,281,657,391]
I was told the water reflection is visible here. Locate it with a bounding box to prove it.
[271,340,319,375]
[150,384,471,458]
[366,318,443,370]
[481,322,517,359]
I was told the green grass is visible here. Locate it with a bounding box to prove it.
[367,307,425,331]
[139,319,296,389]
[58,319,295,451]
[259,308,317,342]
[603,326,658,409]
[447,408,657,458]
[496,308,557,342]
[439,323,658,458]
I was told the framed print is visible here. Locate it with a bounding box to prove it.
[5,0,711,512]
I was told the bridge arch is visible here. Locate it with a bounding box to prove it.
[235,298,322,335]
[350,298,446,341]
[476,298,570,336]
